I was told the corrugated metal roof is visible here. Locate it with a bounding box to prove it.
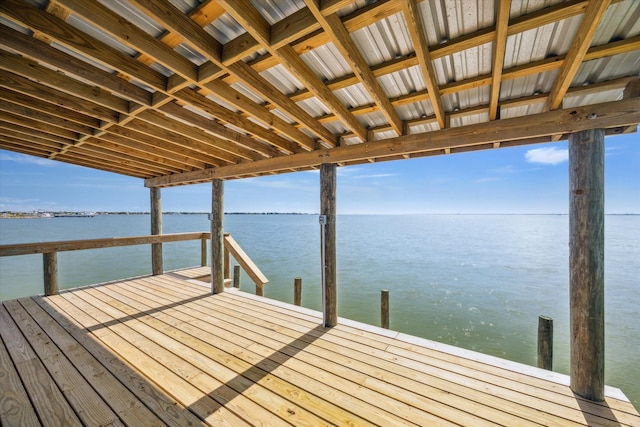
[0,0,638,185]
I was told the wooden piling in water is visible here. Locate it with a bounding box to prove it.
[210,179,224,294]
[381,289,389,329]
[43,252,58,296]
[150,187,163,275]
[569,128,605,401]
[200,237,207,267]
[233,265,240,288]
[320,163,337,327]
[294,277,302,306]
[537,316,553,370]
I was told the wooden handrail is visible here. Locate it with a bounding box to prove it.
[0,231,268,297]
[224,234,268,295]
[0,232,209,256]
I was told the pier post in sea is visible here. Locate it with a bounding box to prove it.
[569,128,605,402]
[211,179,225,294]
[150,187,163,275]
[320,163,337,327]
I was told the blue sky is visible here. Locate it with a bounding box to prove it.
[1,134,638,214]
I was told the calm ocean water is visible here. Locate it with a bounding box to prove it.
[1,214,638,408]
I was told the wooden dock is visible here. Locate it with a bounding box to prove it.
[1,270,638,426]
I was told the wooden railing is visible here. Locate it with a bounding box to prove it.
[0,232,268,296]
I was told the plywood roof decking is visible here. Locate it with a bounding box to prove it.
[0,0,639,187]
[1,272,639,426]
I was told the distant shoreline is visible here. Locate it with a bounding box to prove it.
[2,211,638,219]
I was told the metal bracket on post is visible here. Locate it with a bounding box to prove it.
[208,213,214,221]
[319,215,327,326]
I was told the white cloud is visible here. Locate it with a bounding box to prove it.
[352,173,397,179]
[525,147,568,165]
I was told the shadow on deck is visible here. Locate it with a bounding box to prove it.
[1,270,638,426]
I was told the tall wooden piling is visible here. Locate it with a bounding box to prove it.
[569,128,605,401]
[381,289,389,329]
[43,252,58,296]
[150,187,163,275]
[211,179,224,294]
[233,265,240,288]
[537,316,553,370]
[294,277,302,306]
[320,163,337,327]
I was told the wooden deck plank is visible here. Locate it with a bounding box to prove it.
[140,275,638,427]
[212,284,640,424]
[57,290,251,426]
[81,284,324,427]
[103,277,432,426]
[0,324,41,427]
[0,304,82,427]
[40,294,206,427]
[95,278,403,426]
[2,299,125,427]
[140,277,586,426]
[2,272,638,427]
[17,297,167,427]
[124,281,552,425]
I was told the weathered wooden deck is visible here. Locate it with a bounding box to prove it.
[1,269,638,426]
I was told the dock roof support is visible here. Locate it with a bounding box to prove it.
[211,179,225,294]
[569,128,605,401]
[150,187,163,275]
[320,163,337,327]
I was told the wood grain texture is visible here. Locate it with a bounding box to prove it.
[569,128,605,401]
[1,272,639,426]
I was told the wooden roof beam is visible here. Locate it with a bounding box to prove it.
[401,0,445,129]
[545,0,612,111]
[305,1,403,136]
[48,0,309,154]
[146,96,640,187]
[489,0,511,121]
[131,0,334,149]
[218,0,366,142]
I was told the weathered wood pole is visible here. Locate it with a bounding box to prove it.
[381,289,389,329]
[211,179,224,294]
[200,237,207,267]
[294,277,302,306]
[537,315,553,370]
[223,235,230,280]
[320,163,337,327]
[233,264,240,288]
[569,128,605,401]
[150,187,163,275]
[43,252,58,296]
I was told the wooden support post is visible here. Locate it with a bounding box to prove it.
[200,237,207,267]
[537,316,553,370]
[320,163,337,327]
[224,233,230,280]
[569,128,605,401]
[294,277,302,306]
[211,179,224,294]
[381,289,389,329]
[233,265,240,288]
[150,187,163,275]
[43,252,58,296]
[256,284,264,297]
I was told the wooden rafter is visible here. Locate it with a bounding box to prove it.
[305,1,403,135]
[401,0,445,129]
[0,0,637,183]
[489,0,511,121]
[218,0,366,142]
[545,0,612,111]
[145,96,640,187]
